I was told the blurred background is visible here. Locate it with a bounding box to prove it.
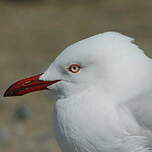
[0,0,152,151]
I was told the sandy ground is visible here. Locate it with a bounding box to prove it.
[0,0,152,151]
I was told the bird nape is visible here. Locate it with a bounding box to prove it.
[4,32,152,152]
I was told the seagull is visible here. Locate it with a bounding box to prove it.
[4,32,152,152]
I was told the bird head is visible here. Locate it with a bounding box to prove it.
[4,32,151,100]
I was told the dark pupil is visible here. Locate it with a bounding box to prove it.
[72,66,77,70]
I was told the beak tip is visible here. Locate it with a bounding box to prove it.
[3,93,7,97]
[3,87,21,97]
[3,90,15,97]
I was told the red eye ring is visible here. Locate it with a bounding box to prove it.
[68,64,81,73]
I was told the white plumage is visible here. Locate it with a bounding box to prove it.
[40,32,152,152]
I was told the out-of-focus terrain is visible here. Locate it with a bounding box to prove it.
[0,0,152,151]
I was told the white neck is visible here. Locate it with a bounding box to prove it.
[54,87,149,152]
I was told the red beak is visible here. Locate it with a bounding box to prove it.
[4,74,60,97]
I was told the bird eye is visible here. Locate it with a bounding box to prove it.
[68,64,81,73]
